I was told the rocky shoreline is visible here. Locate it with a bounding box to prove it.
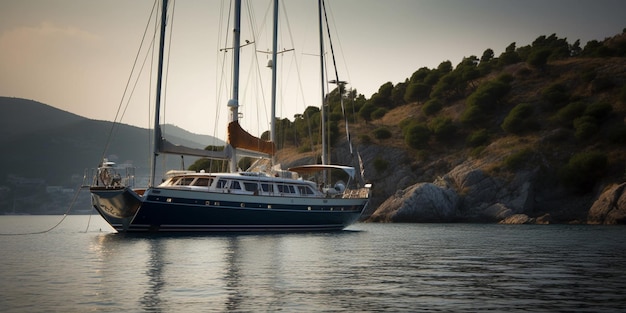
[365,159,626,225]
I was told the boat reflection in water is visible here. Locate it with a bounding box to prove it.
[90,230,365,312]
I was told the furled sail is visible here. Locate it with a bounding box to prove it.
[228,121,275,156]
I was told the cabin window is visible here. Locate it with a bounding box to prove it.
[277,184,295,194]
[194,178,212,187]
[216,179,228,189]
[298,185,315,195]
[231,181,242,190]
[243,182,258,192]
[260,183,273,192]
[175,177,195,186]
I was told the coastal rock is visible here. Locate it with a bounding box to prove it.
[499,213,550,224]
[367,160,541,223]
[588,183,626,224]
[367,183,459,222]
[499,214,534,224]
[482,203,514,222]
[444,162,535,221]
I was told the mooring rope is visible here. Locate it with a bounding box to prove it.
[0,180,88,236]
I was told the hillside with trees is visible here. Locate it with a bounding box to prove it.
[264,29,626,223]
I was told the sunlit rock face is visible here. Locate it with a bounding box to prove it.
[588,183,626,225]
[367,161,536,223]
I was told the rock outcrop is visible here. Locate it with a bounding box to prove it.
[588,183,626,224]
[368,183,458,222]
[367,160,538,223]
[366,159,626,225]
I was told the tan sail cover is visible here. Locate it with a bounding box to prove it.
[228,121,275,156]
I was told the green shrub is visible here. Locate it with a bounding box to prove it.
[501,103,534,134]
[359,134,372,145]
[584,101,613,120]
[404,82,431,103]
[371,108,388,120]
[527,49,551,68]
[373,157,389,173]
[404,123,430,149]
[422,98,443,116]
[358,102,376,122]
[399,118,414,133]
[541,83,569,110]
[573,116,599,140]
[497,73,515,84]
[461,79,511,127]
[559,151,608,193]
[555,101,586,126]
[372,127,392,140]
[503,148,533,170]
[467,80,511,110]
[460,105,485,126]
[428,117,457,142]
[466,129,489,147]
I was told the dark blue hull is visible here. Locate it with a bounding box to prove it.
[91,187,368,232]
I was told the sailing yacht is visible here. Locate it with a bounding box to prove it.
[89,0,371,232]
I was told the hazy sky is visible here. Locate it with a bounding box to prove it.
[1,0,624,140]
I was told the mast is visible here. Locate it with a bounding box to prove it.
[151,0,168,187]
[270,0,278,147]
[227,0,242,172]
[318,0,327,166]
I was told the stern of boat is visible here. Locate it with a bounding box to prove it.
[88,160,143,226]
[90,186,142,219]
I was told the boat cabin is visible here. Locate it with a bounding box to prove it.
[158,171,324,197]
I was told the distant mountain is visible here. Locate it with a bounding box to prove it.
[0,97,225,186]
[0,97,85,139]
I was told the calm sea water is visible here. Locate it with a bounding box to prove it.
[1,215,626,312]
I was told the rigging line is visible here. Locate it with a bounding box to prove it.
[280,1,315,151]
[322,0,353,87]
[322,0,353,156]
[148,0,159,178]
[207,0,230,174]
[206,0,232,174]
[99,0,158,163]
[116,27,159,151]
[214,0,233,147]
[322,1,356,127]
[253,0,273,149]
[245,0,272,151]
